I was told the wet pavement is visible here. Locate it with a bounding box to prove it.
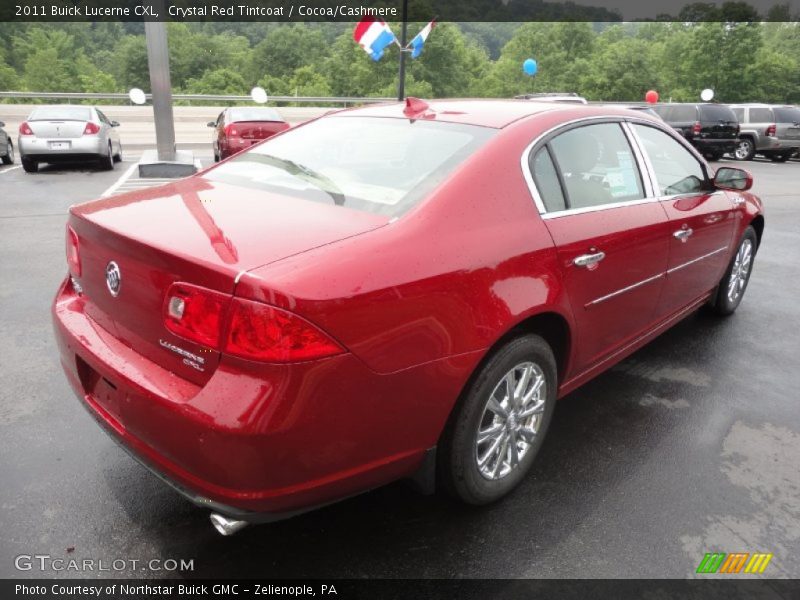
[1,155,798,579]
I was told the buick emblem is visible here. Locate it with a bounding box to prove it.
[105,261,121,297]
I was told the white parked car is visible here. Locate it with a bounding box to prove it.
[18,105,122,173]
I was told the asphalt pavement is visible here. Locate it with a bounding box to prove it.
[1,153,798,579]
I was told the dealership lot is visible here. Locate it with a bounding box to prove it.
[1,155,798,578]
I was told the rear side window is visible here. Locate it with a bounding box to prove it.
[699,104,737,122]
[29,106,92,121]
[530,148,566,212]
[205,116,495,217]
[546,123,644,210]
[773,107,800,123]
[749,108,773,123]
[633,124,706,196]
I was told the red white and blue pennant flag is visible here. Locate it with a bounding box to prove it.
[353,17,397,62]
[408,20,436,58]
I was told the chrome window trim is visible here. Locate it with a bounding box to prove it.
[521,116,667,219]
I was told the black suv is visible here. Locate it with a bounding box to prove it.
[651,103,739,161]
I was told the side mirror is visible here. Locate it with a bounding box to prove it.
[207,121,216,128]
[110,121,120,127]
[714,167,752,192]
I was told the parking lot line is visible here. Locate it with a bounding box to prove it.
[101,161,139,198]
[0,165,22,175]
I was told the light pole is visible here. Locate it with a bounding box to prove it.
[397,0,409,101]
[144,0,175,162]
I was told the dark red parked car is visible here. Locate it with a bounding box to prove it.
[208,107,290,161]
[53,99,764,535]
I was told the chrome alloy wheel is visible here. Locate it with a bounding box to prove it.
[727,238,753,303]
[734,139,753,160]
[475,362,546,481]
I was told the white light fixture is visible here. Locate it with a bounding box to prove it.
[250,87,268,104]
[128,88,147,105]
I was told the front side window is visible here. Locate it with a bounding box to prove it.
[204,116,495,217]
[633,124,707,196]
[545,123,644,210]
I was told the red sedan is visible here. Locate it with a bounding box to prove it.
[53,100,763,535]
[208,107,290,161]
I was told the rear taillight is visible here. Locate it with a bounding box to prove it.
[163,283,229,349]
[692,121,702,135]
[224,124,239,137]
[224,298,344,363]
[66,225,81,276]
[19,122,33,136]
[83,122,100,135]
[162,284,343,362]
[766,123,776,137]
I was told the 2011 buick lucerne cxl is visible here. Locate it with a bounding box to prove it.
[53,99,764,535]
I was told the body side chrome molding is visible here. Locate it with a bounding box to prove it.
[666,246,729,274]
[586,272,665,308]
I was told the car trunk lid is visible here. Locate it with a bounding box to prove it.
[231,121,288,140]
[69,176,387,385]
[29,120,88,139]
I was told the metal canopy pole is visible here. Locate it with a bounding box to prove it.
[397,0,409,101]
[144,1,176,162]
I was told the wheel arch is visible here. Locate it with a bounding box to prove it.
[749,214,765,249]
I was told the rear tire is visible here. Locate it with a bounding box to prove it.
[711,226,757,316]
[113,142,122,163]
[99,142,114,170]
[438,334,557,505]
[733,138,755,161]
[21,157,38,173]
[771,151,790,163]
[1,141,13,165]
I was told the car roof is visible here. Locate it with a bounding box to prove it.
[331,99,642,129]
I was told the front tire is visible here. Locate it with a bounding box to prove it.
[21,157,38,173]
[712,226,757,316]
[733,138,755,161]
[771,151,791,163]
[438,334,557,505]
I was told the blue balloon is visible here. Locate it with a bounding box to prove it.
[523,58,538,76]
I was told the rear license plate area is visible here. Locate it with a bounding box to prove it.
[49,141,70,150]
[76,355,124,421]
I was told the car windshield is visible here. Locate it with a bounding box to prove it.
[773,107,800,123]
[204,116,496,217]
[699,104,737,122]
[29,106,92,121]
[228,108,283,122]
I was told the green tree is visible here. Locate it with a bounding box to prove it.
[185,68,247,95]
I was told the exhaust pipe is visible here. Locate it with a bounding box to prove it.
[209,513,249,536]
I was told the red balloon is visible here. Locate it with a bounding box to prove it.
[645,90,659,104]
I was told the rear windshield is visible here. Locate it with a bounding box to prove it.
[204,116,496,217]
[228,108,283,122]
[699,104,737,122]
[773,107,800,123]
[654,105,697,122]
[29,106,92,121]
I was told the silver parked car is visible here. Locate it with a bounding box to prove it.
[18,105,122,173]
[0,120,13,165]
[728,104,800,162]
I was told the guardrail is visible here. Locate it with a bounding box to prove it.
[0,91,394,105]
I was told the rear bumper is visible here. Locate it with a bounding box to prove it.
[52,277,474,517]
[19,136,105,159]
[691,139,737,153]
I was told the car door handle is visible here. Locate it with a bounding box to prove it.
[673,228,694,242]
[573,251,606,267]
